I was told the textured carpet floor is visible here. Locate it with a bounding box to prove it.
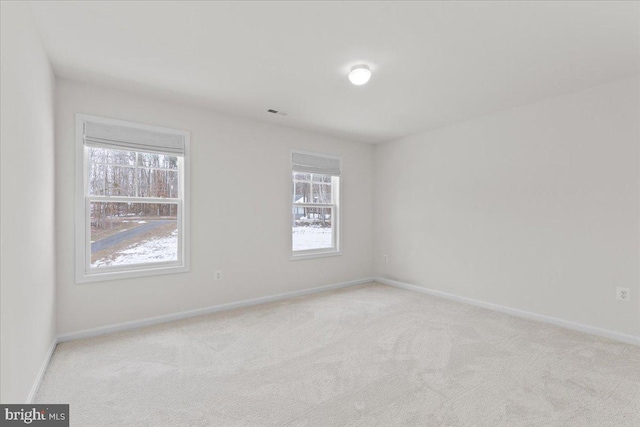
[36,283,640,426]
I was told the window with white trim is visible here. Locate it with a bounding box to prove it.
[291,151,341,258]
[76,114,190,283]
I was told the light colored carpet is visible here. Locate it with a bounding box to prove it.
[36,283,640,426]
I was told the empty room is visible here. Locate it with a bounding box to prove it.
[1,1,639,426]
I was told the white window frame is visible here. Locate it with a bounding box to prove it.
[290,150,341,260]
[75,114,190,283]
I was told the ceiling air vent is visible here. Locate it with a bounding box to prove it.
[267,109,288,116]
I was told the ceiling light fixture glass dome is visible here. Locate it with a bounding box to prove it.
[348,64,371,85]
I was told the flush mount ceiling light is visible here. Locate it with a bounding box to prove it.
[348,64,371,85]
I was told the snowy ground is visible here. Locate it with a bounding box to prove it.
[92,230,178,267]
[292,226,333,251]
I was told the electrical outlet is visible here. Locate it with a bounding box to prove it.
[616,287,630,302]
[214,270,222,281]
[383,254,389,263]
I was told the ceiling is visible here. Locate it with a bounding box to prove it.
[28,1,639,144]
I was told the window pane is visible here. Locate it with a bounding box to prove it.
[138,168,178,198]
[312,183,332,204]
[293,172,311,181]
[89,164,135,196]
[293,181,310,203]
[90,202,178,268]
[88,147,135,166]
[312,173,332,183]
[138,152,178,170]
[292,206,333,251]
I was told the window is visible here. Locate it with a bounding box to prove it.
[76,114,190,283]
[291,151,341,259]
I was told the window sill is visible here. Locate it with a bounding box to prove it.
[76,263,189,284]
[289,250,342,261]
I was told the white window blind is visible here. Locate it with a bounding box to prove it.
[292,152,341,176]
[84,120,185,156]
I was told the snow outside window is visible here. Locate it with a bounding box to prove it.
[291,151,341,259]
[76,115,190,283]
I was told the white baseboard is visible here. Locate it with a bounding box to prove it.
[26,338,57,403]
[58,277,375,343]
[376,277,640,346]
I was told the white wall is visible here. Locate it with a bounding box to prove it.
[374,76,640,338]
[0,3,57,403]
[55,79,374,335]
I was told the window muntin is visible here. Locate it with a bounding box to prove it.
[291,152,341,258]
[76,115,189,283]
